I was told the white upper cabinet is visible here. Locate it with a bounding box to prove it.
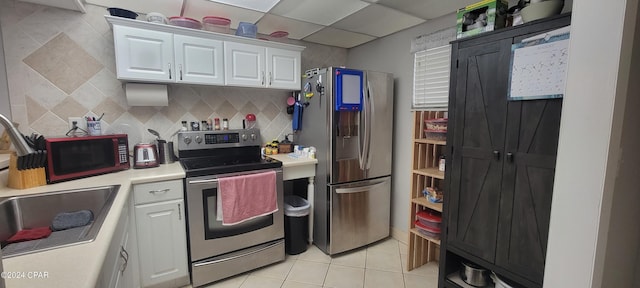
[174,35,224,85]
[224,43,302,90]
[107,16,304,90]
[224,42,265,88]
[113,25,174,82]
[267,47,301,90]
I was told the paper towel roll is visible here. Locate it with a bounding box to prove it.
[125,83,168,106]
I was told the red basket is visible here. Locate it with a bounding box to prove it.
[425,118,448,131]
[424,129,447,141]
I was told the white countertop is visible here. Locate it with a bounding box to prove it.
[0,162,185,288]
[267,153,318,167]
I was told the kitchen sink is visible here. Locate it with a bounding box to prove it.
[0,185,121,258]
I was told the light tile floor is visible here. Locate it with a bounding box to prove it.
[190,238,439,288]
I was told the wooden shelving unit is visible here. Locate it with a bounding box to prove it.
[407,110,447,271]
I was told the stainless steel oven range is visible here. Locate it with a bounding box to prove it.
[178,129,284,287]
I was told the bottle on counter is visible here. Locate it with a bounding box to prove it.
[439,155,445,172]
[214,118,221,130]
[190,121,200,131]
[222,118,229,130]
[207,119,213,131]
[202,120,208,131]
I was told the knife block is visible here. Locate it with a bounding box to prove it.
[7,152,46,189]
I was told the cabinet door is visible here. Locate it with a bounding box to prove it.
[135,199,188,287]
[496,98,562,284]
[113,25,174,82]
[174,35,224,85]
[224,42,265,87]
[266,48,300,90]
[446,39,512,263]
[114,231,132,288]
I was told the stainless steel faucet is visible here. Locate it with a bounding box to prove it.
[0,113,34,156]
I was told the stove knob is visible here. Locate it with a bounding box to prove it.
[183,136,192,145]
[250,133,256,141]
[195,135,202,144]
[242,134,248,141]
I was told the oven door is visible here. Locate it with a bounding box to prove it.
[185,168,284,261]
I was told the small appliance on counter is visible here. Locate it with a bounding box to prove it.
[133,143,159,168]
[45,134,130,183]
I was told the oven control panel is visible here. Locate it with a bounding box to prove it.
[178,129,260,150]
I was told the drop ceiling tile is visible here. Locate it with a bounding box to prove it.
[85,0,183,18]
[256,14,323,40]
[182,0,264,29]
[303,27,375,49]
[208,0,280,13]
[331,4,425,37]
[376,0,476,20]
[270,0,369,26]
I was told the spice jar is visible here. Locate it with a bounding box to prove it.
[222,118,229,130]
[214,118,220,130]
[438,155,445,172]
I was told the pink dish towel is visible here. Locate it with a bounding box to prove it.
[216,170,278,226]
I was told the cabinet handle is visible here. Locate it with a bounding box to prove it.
[149,188,170,194]
[168,63,172,80]
[507,152,514,162]
[269,72,272,86]
[493,150,500,160]
[119,246,129,272]
[179,64,183,80]
[261,71,265,85]
[178,203,182,221]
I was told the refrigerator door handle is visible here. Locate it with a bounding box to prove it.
[357,109,364,170]
[335,180,387,194]
[364,79,374,169]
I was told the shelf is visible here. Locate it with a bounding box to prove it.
[446,271,495,288]
[414,138,446,145]
[414,167,445,179]
[411,197,443,212]
[410,228,441,245]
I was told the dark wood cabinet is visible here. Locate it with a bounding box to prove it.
[439,13,571,288]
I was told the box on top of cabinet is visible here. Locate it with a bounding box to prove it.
[456,0,508,39]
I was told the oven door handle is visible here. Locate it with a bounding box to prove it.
[189,179,219,185]
[193,241,282,267]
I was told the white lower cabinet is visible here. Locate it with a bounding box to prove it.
[99,198,136,288]
[133,180,189,288]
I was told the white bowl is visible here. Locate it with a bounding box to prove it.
[520,1,564,23]
[146,12,168,24]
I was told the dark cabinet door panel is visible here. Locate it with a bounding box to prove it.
[447,39,512,263]
[497,99,562,283]
[448,156,502,262]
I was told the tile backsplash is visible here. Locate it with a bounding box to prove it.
[0,0,347,145]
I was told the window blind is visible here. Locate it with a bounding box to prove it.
[412,45,451,109]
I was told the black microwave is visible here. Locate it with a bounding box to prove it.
[45,134,130,183]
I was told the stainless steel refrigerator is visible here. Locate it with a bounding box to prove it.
[296,67,393,255]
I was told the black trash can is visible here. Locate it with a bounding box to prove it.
[284,195,310,255]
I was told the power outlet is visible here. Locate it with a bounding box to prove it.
[68,117,87,132]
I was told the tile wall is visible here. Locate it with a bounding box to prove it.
[0,0,347,145]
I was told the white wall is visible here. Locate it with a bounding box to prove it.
[544,0,640,287]
[346,15,455,240]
